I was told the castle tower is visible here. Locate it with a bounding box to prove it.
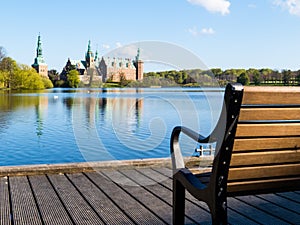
[135,48,144,80]
[32,34,48,77]
[85,40,94,68]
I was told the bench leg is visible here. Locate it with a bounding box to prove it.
[173,178,185,225]
[211,201,228,225]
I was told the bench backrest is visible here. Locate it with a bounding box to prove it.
[228,86,300,195]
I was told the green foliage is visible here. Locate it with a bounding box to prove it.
[23,72,45,89]
[252,70,261,85]
[296,70,300,86]
[237,72,250,85]
[66,69,80,88]
[55,80,65,87]
[42,77,54,89]
[282,69,292,86]
[0,57,52,90]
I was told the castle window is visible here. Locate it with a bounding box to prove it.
[126,63,129,67]
[119,62,122,67]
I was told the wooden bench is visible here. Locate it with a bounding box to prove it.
[170,83,300,224]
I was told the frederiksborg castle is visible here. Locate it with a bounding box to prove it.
[32,35,144,84]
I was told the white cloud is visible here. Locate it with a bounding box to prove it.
[248,3,257,8]
[102,44,110,49]
[188,26,215,36]
[188,26,199,36]
[116,42,122,48]
[274,0,300,16]
[187,0,231,15]
[201,27,215,34]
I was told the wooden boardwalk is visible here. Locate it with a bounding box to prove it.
[1,167,300,225]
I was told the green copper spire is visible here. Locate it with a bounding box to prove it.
[135,48,140,62]
[32,34,45,66]
[86,40,94,59]
[87,40,91,53]
[95,50,98,61]
[37,34,43,57]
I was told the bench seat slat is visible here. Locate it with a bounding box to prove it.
[233,137,300,151]
[228,164,300,180]
[231,150,300,166]
[236,123,300,137]
[239,108,300,121]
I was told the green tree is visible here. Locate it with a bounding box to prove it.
[42,77,54,89]
[253,70,261,85]
[48,69,61,87]
[0,71,8,88]
[237,72,250,85]
[16,65,47,90]
[211,68,223,78]
[0,57,18,88]
[296,70,300,86]
[67,69,80,88]
[282,69,291,86]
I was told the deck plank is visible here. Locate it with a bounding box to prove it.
[122,168,212,225]
[276,192,300,204]
[227,197,290,224]
[236,194,300,224]
[9,176,42,225]
[133,168,213,224]
[148,168,260,225]
[28,175,73,225]
[0,168,299,224]
[256,193,300,215]
[66,173,134,224]
[47,174,104,225]
[104,169,175,224]
[0,177,11,225]
[86,171,166,225]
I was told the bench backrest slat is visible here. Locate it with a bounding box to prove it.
[233,137,300,151]
[227,86,300,195]
[236,123,300,137]
[243,86,300,104]
[239,108,300,121]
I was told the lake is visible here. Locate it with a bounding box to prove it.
[0,88,224,166]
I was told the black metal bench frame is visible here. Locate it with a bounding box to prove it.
[171,83,300,224]
[170,83,244,224]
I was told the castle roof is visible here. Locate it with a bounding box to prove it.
[101,57,135,69]
[69,60,86,69]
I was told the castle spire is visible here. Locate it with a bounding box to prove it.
[85,40,94,67]
[32,34,48,77]
[87,40,91,54]
[135,48,140,62]
[35,33,45,63]
[95,50,98,61]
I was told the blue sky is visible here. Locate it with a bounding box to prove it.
[1,0,300,71]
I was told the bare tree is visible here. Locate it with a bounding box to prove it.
[0,46,6,62]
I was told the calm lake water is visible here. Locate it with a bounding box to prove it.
[0,88,224,166]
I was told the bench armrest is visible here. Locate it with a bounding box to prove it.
[170,126,211,170]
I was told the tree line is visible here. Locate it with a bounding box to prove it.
[2,45,300,89]
[132,68,300,87]
[0,47,53,90]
